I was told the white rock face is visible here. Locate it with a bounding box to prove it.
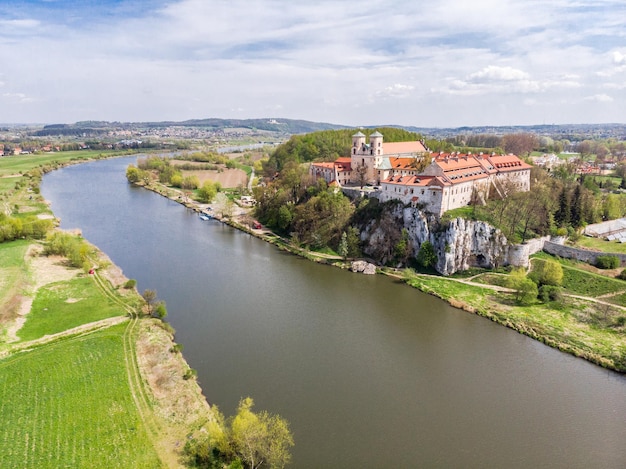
[362,206,511,276]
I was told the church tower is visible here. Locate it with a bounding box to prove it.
[351,131,366,155]
[369,131,383,156]
[350,131,384,185]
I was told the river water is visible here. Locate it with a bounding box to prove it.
[41,157,626,468]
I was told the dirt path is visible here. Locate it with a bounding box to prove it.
[1,315,128,358]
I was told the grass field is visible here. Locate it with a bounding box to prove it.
[0,323,162,468]
[17,276,127,342]
[0,240,30,337]
[573,236,626,254]
[402,271,626,371]
[0,149,214,467]
[531,253,626,298]
[0,150,128,177]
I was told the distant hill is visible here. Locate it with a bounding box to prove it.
[22,119,626,141]
[33,118,348,137]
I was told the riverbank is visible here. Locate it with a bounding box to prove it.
[134,177,625,374]
[0,151,216,467]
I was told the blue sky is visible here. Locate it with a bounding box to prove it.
[0,0,625,127]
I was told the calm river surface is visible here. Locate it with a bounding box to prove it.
[42,157,626,468]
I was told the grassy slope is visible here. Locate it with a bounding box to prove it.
[0,323,162,468]
[17,276,126,341]
[403,260,626,371]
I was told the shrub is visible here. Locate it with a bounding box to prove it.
[44,232,92,270]
[617,269,626,281]
[538,285,563,303]
[123,279,137,289]
[596,255,620,269]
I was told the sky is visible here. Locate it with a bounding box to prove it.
[0,0,625,127]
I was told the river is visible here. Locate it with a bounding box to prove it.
[41,156,626,468]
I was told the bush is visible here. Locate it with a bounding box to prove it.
[123,279,137,289]
[43,232,92,270]
[596,255,620,269]
[617,269,626,281]
[538,285,563,303]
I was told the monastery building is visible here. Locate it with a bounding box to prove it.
[310,131,532,217]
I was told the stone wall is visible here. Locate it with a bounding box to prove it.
[543,241,626,266]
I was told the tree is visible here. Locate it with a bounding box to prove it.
[502,133,538,156]
[355,163,368,188]
[338,231,349,259]
[142,289,158,316]
[126,165,140,183]
[507,269,538,305]
[603,193,621,221]
[181,175,200,190]
[537,259,563,287]
[230,397,294,469]
[345,225,361,258]
[214,192,234,218]
[416,240,436,269]
[153,301,168,319]
[170,173,183,188]
[394,228,411,265]
[197,180,218,203]
[277,205,293,231]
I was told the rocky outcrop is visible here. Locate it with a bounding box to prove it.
[350,260,377,275]
[360,204,512,276]
[429,217,509,276]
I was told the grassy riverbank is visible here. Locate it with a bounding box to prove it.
[398,269,625,372]
[0,151,214,468]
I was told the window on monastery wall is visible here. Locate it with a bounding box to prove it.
[353,148,356,154]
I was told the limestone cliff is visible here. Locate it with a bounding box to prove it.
[361,204,510,276]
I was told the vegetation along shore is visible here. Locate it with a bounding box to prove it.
[0,149,293,468]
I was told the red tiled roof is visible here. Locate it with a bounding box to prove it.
[486,154,532,171]
[383,141,427,155]
[389,157,418,170]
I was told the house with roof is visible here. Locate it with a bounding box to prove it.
[310,132,532,216]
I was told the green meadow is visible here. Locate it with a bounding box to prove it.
[0,150,128,177]
[0,323,162,468]
[402,263,626,372]
[17,276,127,342]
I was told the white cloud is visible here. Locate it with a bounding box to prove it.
[2,92,35,103]
[374,84,415,99]
[0,19,40,29]
[613,51,626,65]
[584,94,614,103]
[468,66,530,82]
[0,0,623,126]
